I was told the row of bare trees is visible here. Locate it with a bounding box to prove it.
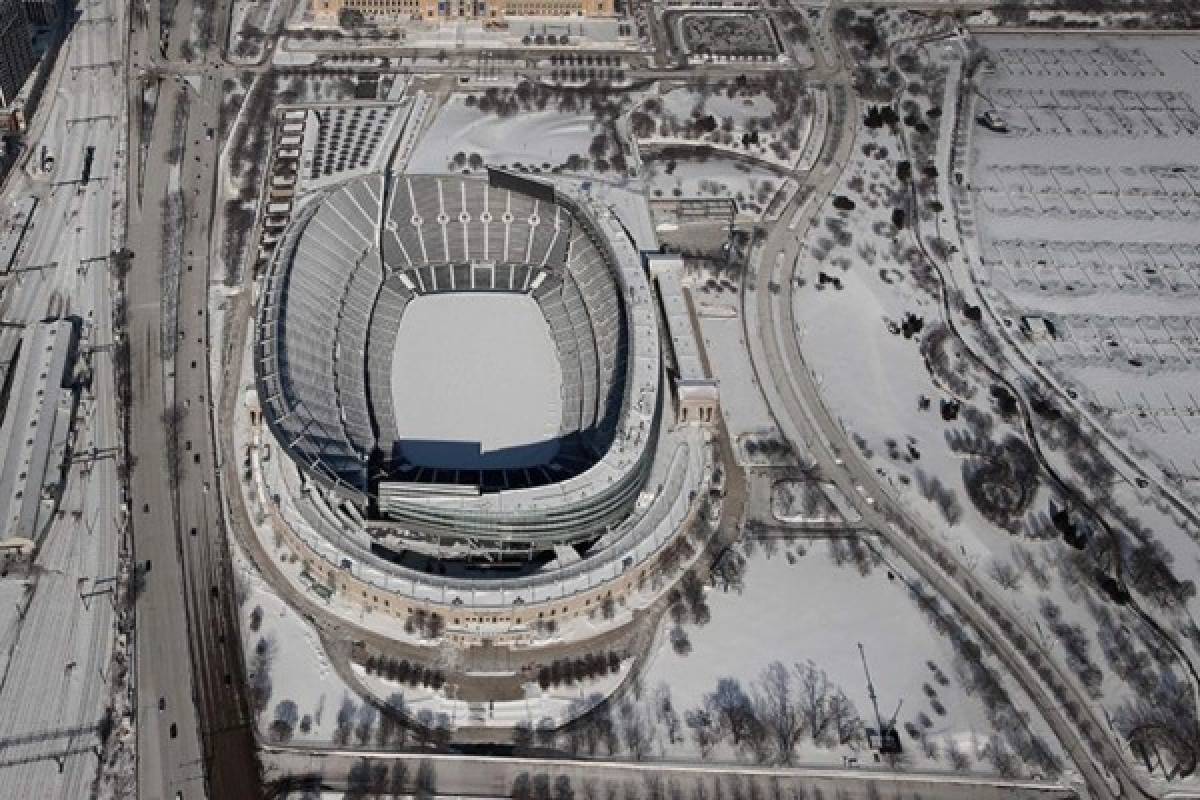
[688,663,863,764]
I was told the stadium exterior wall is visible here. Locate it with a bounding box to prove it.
[254,424,710,647]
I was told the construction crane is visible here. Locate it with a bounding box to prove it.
[887,698,903,733]
[858,642,903,754]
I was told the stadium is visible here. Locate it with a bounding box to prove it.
[254,170,690,570]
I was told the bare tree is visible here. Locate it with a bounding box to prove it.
[249,635,275,715]
[828,689,863,746]
[753,662,805,763]
[686,708,718,758]
[987,559,1022,591]
[795,661,835,747]
[333,694,357,746]
[655,684,682,745]
[415,760,437,800]
[355,704,377,746]
[345,757,372,799]
[513,773,533,800]
[388,762,408,799]
[947,740,971,771]
[621,703,651,760]
[268,700,298,743]
[706,678,757,745]
[376,706,399,748]
[514,719,534,749]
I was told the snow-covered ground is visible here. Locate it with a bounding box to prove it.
[227,0,286,63]
[389,293,562,467]
[645,157,782,217]
[771,479,845,524]
[694,312,790,468]
[355,658,631,731]
[234,540,362,745]
[405,92,609,176]
[636,84,817,172]
[630,541,1063,776]
[407,94,605,175]
[957,41,1200,783]
[966,9,1168,29]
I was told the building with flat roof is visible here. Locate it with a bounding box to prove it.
[0,318,77,560]
[647,253,719,426]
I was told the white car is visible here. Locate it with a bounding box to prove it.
[854,484,876,505]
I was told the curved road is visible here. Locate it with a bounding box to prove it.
[739,13,1150,800]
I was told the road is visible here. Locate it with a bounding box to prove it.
[259,748,1080,799]
[124,0,260,797]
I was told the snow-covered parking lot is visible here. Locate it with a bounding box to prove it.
[968,34,1200,489]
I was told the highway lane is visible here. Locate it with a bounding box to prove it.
[125,80,210,799]
[154,0,263,793]
[125,0,260,795]
[169,63,262,800]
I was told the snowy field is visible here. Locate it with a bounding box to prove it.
[629,540,1063,777]
[227,0,285,63]
[389,293,561,468]
[968,34,1200,489]
[661,87,775,127]
[645,157,782,217]
[407,94,603,175]
[771,479,845,525]
[234,542,361,745]
[636,84,816,172]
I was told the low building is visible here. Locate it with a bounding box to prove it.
[312,0,613,22]
[646,253,719,426]
[0,318,78,560]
